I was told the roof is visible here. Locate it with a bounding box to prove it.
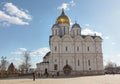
[50,35,102,40]
[43,51,51,59]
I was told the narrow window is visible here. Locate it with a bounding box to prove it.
[54,64,57,70]
[87,46,89,51]
[66,46,68,51]
[64,26,65,35]
[55,46,57,51]
[78,60,80,66]
[77,46,79,51]
[88,60,90,66]
[67,27,69,34]
[59,28,62,36]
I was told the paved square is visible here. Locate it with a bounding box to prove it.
[0,75,120,84]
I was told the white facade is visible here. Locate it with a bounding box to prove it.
[36,10,104,76]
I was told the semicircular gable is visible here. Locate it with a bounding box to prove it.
[84,36,94,42]
[51,36,61,42]
[94,37,102,42]
[74,35,83,42]
[62,35,73,42]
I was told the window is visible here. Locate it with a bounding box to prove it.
[54,64,57,70]
[59,28,62,36]
[55,46,57,51]
[87,46,89,51]
[77,46,79,51]
[64,26,65,35]
[88,60,90,66]
[78,60,80,66]
[66,46,68,51]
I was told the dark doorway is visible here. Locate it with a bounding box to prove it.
[44,68,48,77]
[63,64,72,75]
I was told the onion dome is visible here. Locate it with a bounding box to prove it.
[56,9,70,25]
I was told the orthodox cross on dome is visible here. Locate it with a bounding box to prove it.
[62,8,65,15]
[75,16,77,24]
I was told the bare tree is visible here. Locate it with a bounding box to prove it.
[19,64,25,73]
[105,61,116,68]
[19,51,31,73]
[105,61,117,74]
[0,56,8,71]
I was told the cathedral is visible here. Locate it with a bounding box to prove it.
[36,9,104,76]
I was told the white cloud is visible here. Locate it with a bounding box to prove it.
[81,28,102,36]
[9,58,23,63]
[70,0,76,7]
[30,47,50,57]
[4,3,31,20]
[11,47,50,57]
[11,51,22,55]
[11,48,27,55]
[112,42,116,45]
[104,36,110,40]
[117,54,120,57]
[0,10,29,25]
[57,3,69,10]
[19,48,27,51]
[57,0,76,10]
[0,2,32,26]
[85,24,90,27]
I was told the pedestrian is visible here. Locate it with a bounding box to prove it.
[32,72,35,81]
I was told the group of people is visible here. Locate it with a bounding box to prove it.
[32,72,49,81]
[32,71,60,81]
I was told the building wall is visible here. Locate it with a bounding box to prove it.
[49,27,104,75]
[36,23,104,76]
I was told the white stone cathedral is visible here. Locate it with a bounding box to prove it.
[36,9,104,76]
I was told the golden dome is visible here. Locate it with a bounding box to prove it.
[56,9,70,25]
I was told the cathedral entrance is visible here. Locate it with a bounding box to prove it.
[63,64,72,75]
[44,68,49,77]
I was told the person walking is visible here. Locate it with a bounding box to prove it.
[32,72,35,81]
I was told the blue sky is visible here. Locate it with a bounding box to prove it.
[0,0,120,68]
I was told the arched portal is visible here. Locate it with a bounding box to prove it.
[44,68,48,75]
[63,64,72,75]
